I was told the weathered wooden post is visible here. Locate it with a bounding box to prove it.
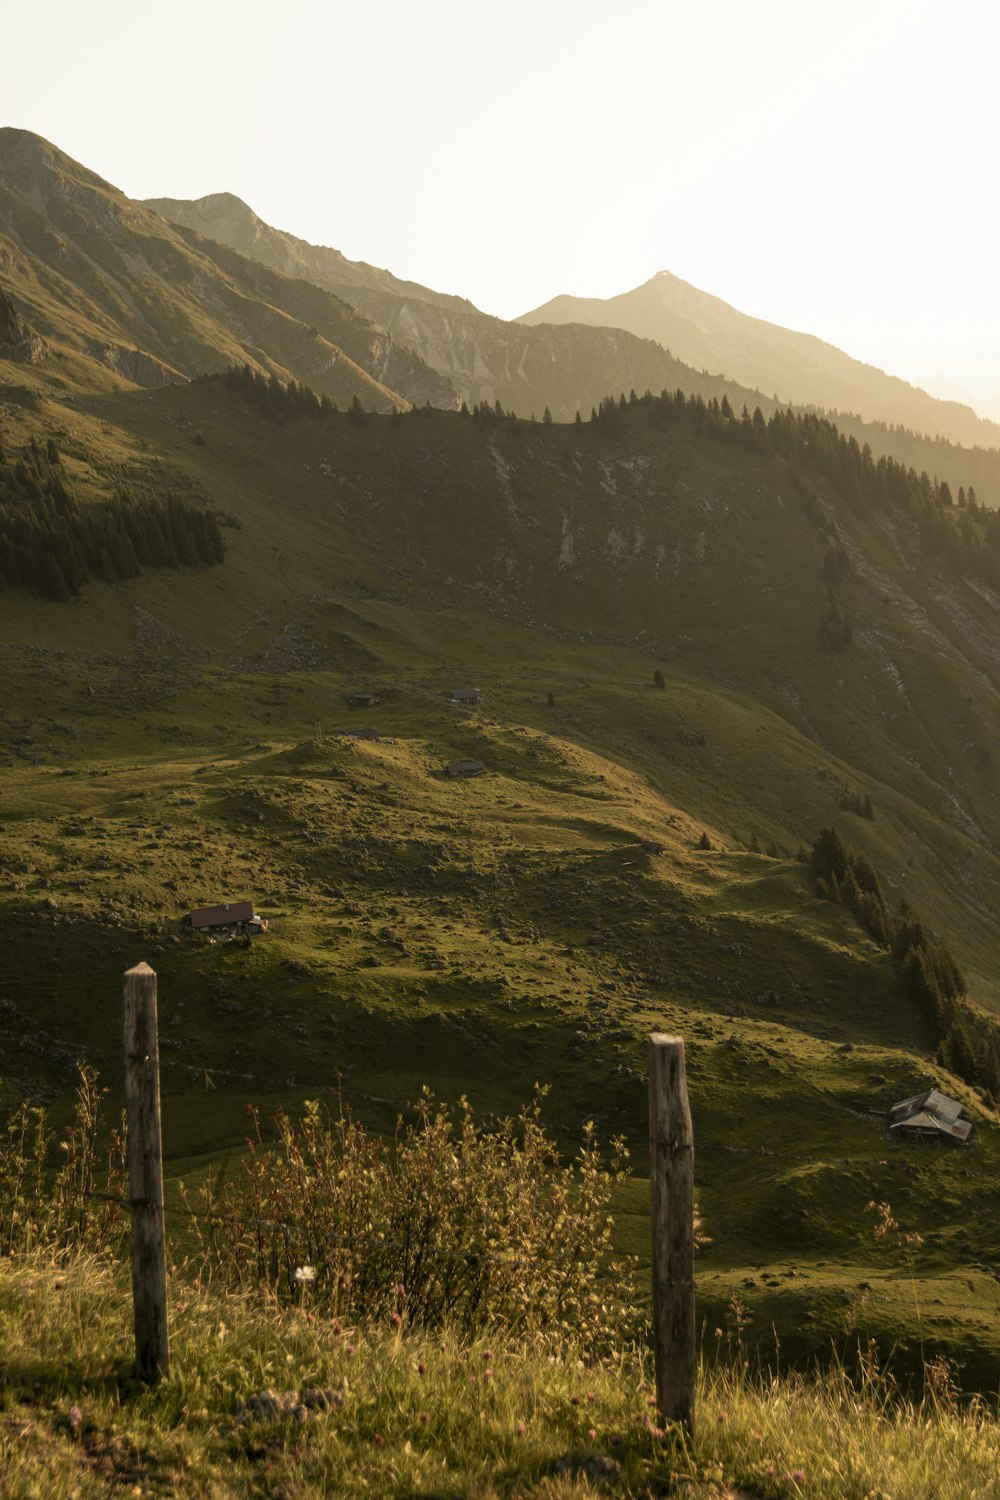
[649,1033,695,1439]
[123,961,169,1381]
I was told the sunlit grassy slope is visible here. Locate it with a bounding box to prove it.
[3,1254,1000,1500]
[1,374,999,1384]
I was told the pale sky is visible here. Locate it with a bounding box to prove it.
[5,0,1000,404]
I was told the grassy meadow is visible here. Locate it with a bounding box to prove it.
[2,371,999,1443]
[1,1253,999,1499]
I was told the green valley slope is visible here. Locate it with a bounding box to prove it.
[1,374,999,1382]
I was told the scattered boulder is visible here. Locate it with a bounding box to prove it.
[552,1451,625,1489]
[0,291,47,363]
[234,1387,344,1425]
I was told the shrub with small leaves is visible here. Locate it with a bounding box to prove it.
[0,1065,126,1258]
[187,1088,636,1353]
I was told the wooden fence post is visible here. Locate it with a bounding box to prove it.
[649,1033,695,1439]
[123,961,169,1381]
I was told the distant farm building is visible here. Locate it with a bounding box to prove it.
[446,759,486,779]
[888,1089,972,1145]
[188,901,267,935]
[348,691,381,707]
[448,688,481,705]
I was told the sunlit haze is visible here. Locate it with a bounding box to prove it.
[6,0,1000,407]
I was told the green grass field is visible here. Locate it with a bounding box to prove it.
[2,374,999,1392]
[1,1253,998,1499]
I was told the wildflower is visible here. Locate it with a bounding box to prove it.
[68,1405,83,1431]
[345,1343,357,1357]
[483,1349,493,1362]
[417,1361,427,1376]
[390,1312,402,1327]
[588,1427,597,1440]
[716,1410,729,1423]
[374,1433,384,1446]
[484,1368,493,1380]
[787,1469,806,1486]
[306,1312,315,1324]
[420,1411,430,1424]
[571,1395,581,1406]
[516,1421,527,1436]
[294,1265,316,1286]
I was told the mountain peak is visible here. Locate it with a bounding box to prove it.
[0,126,117,195]
[188,191,257,216]
[146,191,262,232]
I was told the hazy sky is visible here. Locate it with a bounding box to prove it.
[6,0,1000,403]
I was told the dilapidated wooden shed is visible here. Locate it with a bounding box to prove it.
[888,1089,972,1145]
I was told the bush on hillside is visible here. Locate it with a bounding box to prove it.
[0,1065,127,1258]
[187,1088,636,1352]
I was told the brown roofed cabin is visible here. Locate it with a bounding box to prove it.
[446,759,485,779]
[449,688,481,704]
[348,691,381,707]
[888,1088,972,1145]
[189,902,266,934]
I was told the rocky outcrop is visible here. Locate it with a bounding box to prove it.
[0,289,47,362]
[98,343,179,387]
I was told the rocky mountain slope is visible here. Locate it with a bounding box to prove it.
[0,129,456,410]
[144,192,777,424]
[144,192,1000,504]
[520,271,1000,450]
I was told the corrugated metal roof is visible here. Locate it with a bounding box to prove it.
[890,1112,972,1143]
[889,1089,963,1124]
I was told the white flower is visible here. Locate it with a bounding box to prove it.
[294,1265,316,1285]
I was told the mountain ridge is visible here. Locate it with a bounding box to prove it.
[519,269,1000,450]
[0,128,458,411]
[142,189,1000,504]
